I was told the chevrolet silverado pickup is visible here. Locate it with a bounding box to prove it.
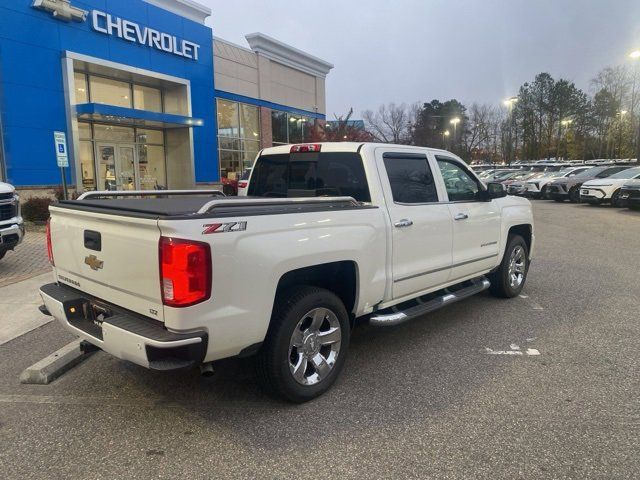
[40,142,534,402]
[0,181,25,261]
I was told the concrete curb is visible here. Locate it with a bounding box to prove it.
[19,340,95,385]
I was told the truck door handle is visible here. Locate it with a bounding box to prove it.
[454,213,469,221]
[394,219,413,228]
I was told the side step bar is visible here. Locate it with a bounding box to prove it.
[369,277,491,327]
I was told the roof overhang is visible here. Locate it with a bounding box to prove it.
[75,104,203,129]
[245,33,334,78]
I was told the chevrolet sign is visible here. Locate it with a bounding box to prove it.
[91,11,201,61]
[32,1,201,61]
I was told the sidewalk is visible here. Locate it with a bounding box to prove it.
[0,230,50,288]
[0,272,53,345]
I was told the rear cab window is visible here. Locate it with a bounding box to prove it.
[247,151,371,202]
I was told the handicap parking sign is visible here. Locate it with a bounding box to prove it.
[54,131,69,167]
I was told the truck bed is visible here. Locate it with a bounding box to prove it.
[55,196,372,219]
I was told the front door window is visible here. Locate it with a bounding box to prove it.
[118,145,137,190]
[96,143,138,190]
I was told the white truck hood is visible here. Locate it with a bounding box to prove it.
[0,182,15,195]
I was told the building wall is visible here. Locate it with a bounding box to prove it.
[213,39,259,99]
[0,0,216,187]
[269,62,319,114]
[213,38,326,116]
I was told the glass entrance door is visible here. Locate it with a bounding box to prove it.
[96,143,139,190]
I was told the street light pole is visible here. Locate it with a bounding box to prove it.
[503,97,518,164]
[630,50,640,161]
[617,110,627,158]
[449,117,460,149]
[442,130,450,148]
[560,119,572,159]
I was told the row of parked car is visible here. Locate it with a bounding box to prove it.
[472,162,640,209]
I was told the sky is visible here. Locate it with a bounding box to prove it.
[203,0,640,119]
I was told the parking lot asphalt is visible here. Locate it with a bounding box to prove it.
[0,202,638,479]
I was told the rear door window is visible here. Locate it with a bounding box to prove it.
[247,152,371,202]
[382,153,438,203]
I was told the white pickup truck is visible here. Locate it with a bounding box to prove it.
[40,142,534,402]
[0,181,25,261]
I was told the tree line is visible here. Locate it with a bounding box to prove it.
[359,64,640,163]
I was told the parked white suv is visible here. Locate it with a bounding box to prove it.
[40,143,534,402]
[0,181,25,261]
[523,166,592,199]
[581,166,640,206]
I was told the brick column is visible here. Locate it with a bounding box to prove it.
[260,107,272,148]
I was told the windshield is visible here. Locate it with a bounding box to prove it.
[608,167,640,179]
[492,170,519,179]
[247,151,371,201]
[568,167,600,178]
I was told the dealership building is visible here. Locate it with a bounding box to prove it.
[0,0,333,192]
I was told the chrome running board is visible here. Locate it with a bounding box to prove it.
[369,277,491,327]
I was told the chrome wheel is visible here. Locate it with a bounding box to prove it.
[288,307,342,386]
[508,246,526,288]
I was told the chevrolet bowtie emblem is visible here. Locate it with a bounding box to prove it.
[31,0,88,23]
[84,255,104,271]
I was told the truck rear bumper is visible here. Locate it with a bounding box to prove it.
[39,283,207,371]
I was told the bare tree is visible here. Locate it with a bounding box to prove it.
[461,103,496,159]
[362,103,413,144]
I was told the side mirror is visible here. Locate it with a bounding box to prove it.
[482,182,507,200]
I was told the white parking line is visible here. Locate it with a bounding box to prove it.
[519,294,544,310]
[484,345,541,356]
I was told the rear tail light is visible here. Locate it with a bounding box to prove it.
[45,218,54,266]
[238,181,248,188]
[159,237,211,308]
[290,144,321,153]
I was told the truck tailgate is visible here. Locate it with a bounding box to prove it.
[48,205,164,322]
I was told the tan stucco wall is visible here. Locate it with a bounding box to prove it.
[213,39,326,114]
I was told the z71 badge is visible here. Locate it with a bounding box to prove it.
[202,221,247,234]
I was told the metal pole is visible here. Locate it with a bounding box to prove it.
[60,167,68,200]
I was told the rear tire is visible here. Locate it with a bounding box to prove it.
[488,235,529,298]
[255,286,350,403]
[0,250,5,261]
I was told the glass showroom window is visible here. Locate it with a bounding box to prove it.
[217,99,260,180]
[74,72,164,113]
[271,111,315,145]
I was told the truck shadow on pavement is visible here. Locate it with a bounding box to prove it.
[67,289,547,451]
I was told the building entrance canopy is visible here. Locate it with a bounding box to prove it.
[75,103,203,129]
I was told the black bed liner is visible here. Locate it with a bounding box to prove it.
[54,196,375,220]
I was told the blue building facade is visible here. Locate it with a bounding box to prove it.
[0,0,221,189]
[0,0,333,192]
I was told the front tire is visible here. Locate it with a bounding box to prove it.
[569,186,581,203]
[256,286,350,402]
[0,249,5,261]
[541,185,549,200]
[610,189,622,207]
[488,235,529,298]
